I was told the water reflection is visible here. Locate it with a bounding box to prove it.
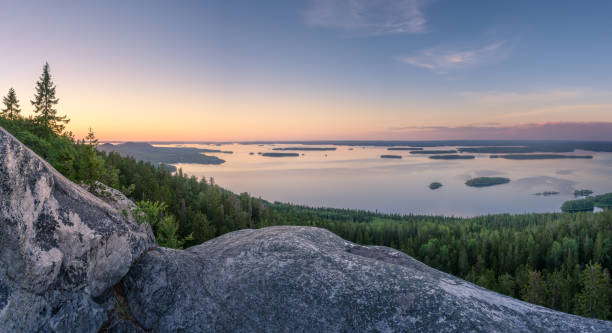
[156,143,612,217]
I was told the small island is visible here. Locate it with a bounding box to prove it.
[380,155,402,159]
[490,154,593,160]
[429,155,475,160]
[410,150,457,154]
[387,147,423,151]
[429,182,443,190]
[272,147,336,151]
[465,177,511,187]
[261,152,299,157]
[535,191,560,196]
[574,189,593,197]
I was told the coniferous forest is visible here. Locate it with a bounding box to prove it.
[1,63,611,320]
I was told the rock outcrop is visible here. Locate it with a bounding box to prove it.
[122,226,612,332]
[0,128,155,332]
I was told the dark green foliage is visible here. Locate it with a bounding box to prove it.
[562,199,595,212]
[429,154,475,160]
[0,116,117,188]
[380,154,402,159]
[31,62,69,134]
[387,147,423,151]
[134,201,193,249]
[561,193,612,212]
[574,262,611,319]
[429,182,442,190]
[410,150,457,154]
[2,87,21,119]
[261,152,299,157]
[574,189,594,197]
[465,177,511,187]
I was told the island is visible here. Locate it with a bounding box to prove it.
[574,189,593,197]
[465,177,511,187]
[387,147,423,151]
[410,150,457,154]
[429,155,475,160]
[490,154,593,160]
[272,147,336,151]
[261,152,300,157]
[380,154,402,159]
[429,182,443,190]
[98,142,225,166]
[561,192,612,212]
[535,191,560,196]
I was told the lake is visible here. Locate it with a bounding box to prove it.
[158,143,612,217]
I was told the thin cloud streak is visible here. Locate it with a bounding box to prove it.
[387,122,612,140]
[399,42,507,73]
[304,0,427,35]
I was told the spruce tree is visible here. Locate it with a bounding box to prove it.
[31,62,69,133]
[1,87,21,119]
[575,262,611,319]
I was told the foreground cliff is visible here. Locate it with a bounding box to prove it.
[0,128,155,332]
[1,127,612,332]
[121,226,612,332]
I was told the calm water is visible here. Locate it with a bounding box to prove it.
[159,143,612,217]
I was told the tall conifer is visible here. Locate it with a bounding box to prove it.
[31,62,69,133]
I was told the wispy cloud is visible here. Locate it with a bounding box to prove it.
[387,122,612,140]
[304,0,427,35]
[399,42,507,73]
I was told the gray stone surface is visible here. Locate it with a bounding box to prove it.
[0,127,156,332]
[123,226,612,333]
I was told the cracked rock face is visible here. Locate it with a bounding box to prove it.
[123,226,612,333]
[0,127,155,332]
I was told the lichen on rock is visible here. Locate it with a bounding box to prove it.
[0,127,155,332]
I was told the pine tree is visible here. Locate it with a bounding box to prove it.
[1,87,21,119]
[31,62,69,133]
[575,262,611,319]
[85,127,98,146]
[521,270,547,305]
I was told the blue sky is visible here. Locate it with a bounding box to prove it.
[0,0,611,140]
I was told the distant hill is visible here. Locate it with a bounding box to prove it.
[98,142,226,166]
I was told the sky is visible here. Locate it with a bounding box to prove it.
[1,0,612,141]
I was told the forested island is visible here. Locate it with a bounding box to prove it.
[490,154,593,160]
[380,154,402,159]
[262,152,300,157]
[575,189,594,197]
[98,142,226,166]
[272,147,336,151]
[429,154,475,160]
[535,191,560,196]
[1,64,612,321]
[561,193,612,212]
[387,147,423,151]
[429,182,443,189]
[465,177,511,187]
[410,150,457,154]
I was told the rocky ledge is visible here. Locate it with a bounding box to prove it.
[0,128,155,332]
[1,126,612,332]
[121,226,612,332]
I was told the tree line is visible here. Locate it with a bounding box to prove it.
[2,63,611,320]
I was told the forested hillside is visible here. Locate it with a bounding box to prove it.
[2,63,611,320]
